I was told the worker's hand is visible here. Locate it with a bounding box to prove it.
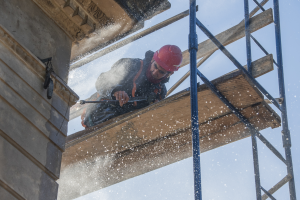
[113,91,129,107]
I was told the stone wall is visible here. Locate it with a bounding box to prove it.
[0,0,78,199]
[0,0,72,82]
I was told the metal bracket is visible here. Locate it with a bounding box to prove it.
[282,129,292,148]
[39,57,54,99]
[261,186,276,200]
[264,98,283,105]
[188,34,198,51]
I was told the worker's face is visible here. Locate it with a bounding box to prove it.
[150,61,170,80]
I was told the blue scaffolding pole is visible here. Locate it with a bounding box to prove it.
[189,0,202,200]
[273,0,297,199]
[188,0,296,199]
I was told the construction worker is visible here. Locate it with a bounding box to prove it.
[82,45,183,128]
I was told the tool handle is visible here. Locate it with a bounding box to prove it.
[80,100,118,105]
[79,96,147,105]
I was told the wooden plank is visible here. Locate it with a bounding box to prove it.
[0,135,58,200]
[59,101,280,199]
[0,60,67,146]
[60,56,277,199]
[180,8,273,68]
[66,69,263,149]
[59,70,280,199]
[69,54,274,120]
[63,69,276,163]
[0,98,62,179]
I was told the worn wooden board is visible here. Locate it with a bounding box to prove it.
[59,101,280,199]
[66,70,263,149]
[101,102,279,178]
[180,8,273,67]
[70,54,274,120]
[63,69,279,157]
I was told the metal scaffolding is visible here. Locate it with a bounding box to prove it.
[188,0,297,200]
[66,0,297,199]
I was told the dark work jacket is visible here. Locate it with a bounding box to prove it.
[84,50,169,127]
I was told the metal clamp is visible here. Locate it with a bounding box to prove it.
[39,57,54,99]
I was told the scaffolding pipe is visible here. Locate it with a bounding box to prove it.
[195,67,286,164]
[261,174,293,200]
[250,35,279,67]
[244,1,262,199]
[166,54,211,96]
[166,0,270,97]
[195,18,282,112]
[253,0,266,12]
[166,0,269,97]
[250,0,269,17]
[245,0,253,76]
[189,0,202,200]
[273,0,297,199]
[261,187,277,200]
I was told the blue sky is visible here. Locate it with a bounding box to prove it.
[67,0,300,199]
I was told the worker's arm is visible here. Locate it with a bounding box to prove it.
[95,58,139,97]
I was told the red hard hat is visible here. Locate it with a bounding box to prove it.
[153,45,183,72]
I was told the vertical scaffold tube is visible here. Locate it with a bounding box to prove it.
[273,0,297,199]
[189,1,202,200]
[244,0,252,75]
[244,1,262,199]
